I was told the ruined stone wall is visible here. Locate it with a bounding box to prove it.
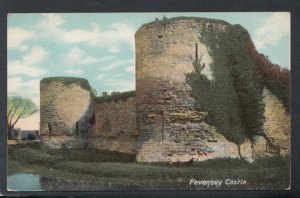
[38,18,290,163]
[135,76,249,162]
[40,78,94,142]
[87,97,138,154]
[262,88,291,156]
[134,18,283,163]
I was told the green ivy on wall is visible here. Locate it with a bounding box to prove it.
[187,24,265,146]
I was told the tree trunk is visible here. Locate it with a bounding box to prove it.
[237,144,246,162]
[7,126,13,140]
[237,144,242,159]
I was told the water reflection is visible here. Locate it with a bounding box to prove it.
[7,173,42,191]
[7,173,139,191]
[7,173,186,191]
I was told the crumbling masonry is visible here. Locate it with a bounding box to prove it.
[40,17,290,162]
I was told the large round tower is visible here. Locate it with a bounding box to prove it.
[135,17,229,162]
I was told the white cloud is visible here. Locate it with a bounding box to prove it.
[113,73,123,78]
[100,59,134,71]
[108,46,120,53]
[103,78,135,92]
[253,12,290,49]
[22,79,40,96]
[66,47,114,65]
[95,73,104,80]
[8,46,48,77]
[8,77,40,107]
[7,77,22,94]
[23,47,48,65]
[64,69,83,75]
[39,13,64,30]
[38,14,135,48]
[7,27,33,50]
[126,66,135,73]
[20,45,29,52]
[8,61,47,77]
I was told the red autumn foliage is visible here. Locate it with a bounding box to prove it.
[233,25,290,111]
[240,27,290,87]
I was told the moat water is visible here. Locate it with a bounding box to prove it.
[7,172,142,191]
[8,173,42,191]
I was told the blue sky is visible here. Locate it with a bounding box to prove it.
[8,12,290,113]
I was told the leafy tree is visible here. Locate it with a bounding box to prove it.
[91,88,97,96]
[187,23,265,155]
[27,133,37,140]
[95,91,136,104]
[7,96,38,139]
[102,92,108,97]
[111,91,120,97]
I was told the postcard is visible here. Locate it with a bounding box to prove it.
[7,12,290,191]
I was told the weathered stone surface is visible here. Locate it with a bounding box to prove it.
[135,77,217,162]
[136,134,255,163]
[90,97,137,138]
[262,88,290,156]
[134,19,290,162]
[240,139,254,163]
[135,19,226,162]
[40,78,94,139]
[135,19,228,82]
[252,135,267,158]
[87,97,138,154]
[39,18,290,163]
[205,134,240,160]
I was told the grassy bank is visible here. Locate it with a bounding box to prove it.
[8,143,290,190]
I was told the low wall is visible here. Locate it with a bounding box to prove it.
[88,97,138,154]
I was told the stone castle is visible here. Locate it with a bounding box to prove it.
[40,17,290,163]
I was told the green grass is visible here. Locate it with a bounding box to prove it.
[44,148,136,163]
[8,144,135,165]
[7,145,290,190]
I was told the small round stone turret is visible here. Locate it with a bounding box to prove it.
[40,77,94,139]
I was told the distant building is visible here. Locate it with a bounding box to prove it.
[11,129,40,140]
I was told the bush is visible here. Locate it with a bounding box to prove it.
[95,90,135,104]
[27,134,37,140]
